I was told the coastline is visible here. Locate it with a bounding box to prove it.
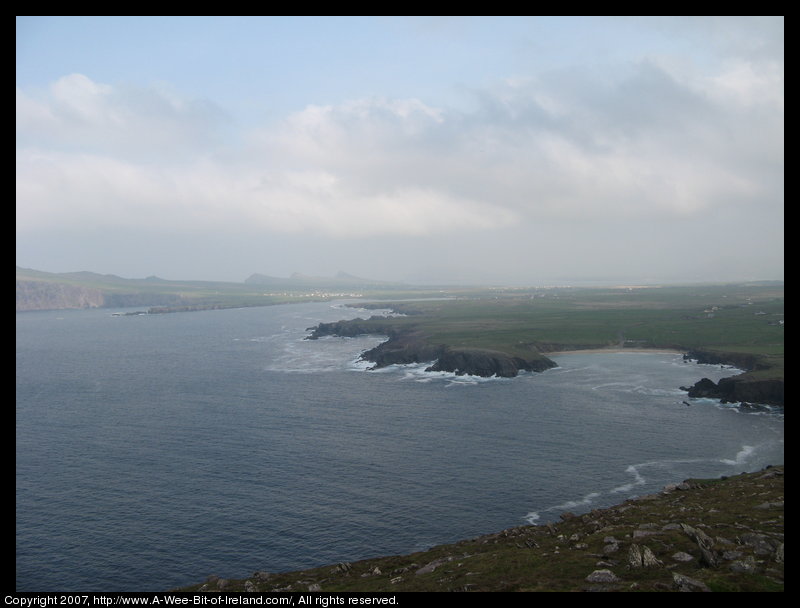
[176,466,784,593]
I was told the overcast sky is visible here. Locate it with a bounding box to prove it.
[16,16,783,285]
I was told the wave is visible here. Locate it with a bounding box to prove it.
[719,444,756,466]
[524,491,602,524]
[352,360,510,386]
[522,440,778,526]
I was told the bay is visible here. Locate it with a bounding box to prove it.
[15,301,784,591]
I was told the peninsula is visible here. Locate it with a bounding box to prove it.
[306,283,784,405]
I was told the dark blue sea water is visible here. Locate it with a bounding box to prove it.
[16,301,784,592]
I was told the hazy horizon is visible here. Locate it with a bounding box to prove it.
[17,17,784,286]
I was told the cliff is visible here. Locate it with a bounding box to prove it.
[16,280,106,311]
[683,376,784,407]
[681,349,784,406]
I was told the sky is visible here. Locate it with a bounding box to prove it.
[16,16,784,285]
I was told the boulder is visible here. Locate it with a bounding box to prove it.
[585,569,620,583]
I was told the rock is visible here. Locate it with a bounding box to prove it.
[628,545,662,568]
[681,523,714,549]
[684,377,722,399]
[739,533,779,555]
[416,557,451,575]
[672,552,694,563]
[331,562,352,574]
[585,569,620,583]
[729,556,757,574]
[699,547,719,568]
[640,546,662,568]
[672,572,711,592]
[244,580,256,592]
[632,529,660,538]
[308,583,322,591]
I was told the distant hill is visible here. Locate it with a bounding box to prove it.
[15,267,407,312]
[15,267,193,311]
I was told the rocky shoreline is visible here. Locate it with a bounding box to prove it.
[177,466,784,593]
[306,320,784,406]
[305,318,556,378]
[680,350,784,407]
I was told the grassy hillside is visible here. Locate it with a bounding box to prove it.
[176,466,784,593]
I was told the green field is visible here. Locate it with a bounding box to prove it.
[352,283,784,380]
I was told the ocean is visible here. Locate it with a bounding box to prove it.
[15,301,784,591]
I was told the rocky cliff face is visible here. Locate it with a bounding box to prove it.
[15,280,190,312]
[16,280,106,311]
[684,376,784,406]
[681,349,784,407]
[426,348,556,377]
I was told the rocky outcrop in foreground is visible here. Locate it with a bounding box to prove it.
[178,466,783,593]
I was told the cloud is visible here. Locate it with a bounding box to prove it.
[17,55,782,251]
[16,74,226,160]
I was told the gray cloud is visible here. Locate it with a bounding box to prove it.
[16,18,783,283]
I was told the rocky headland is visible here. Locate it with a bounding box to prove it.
[305,317,557,378]
[680,350,784,407]
[307,321,784,407]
